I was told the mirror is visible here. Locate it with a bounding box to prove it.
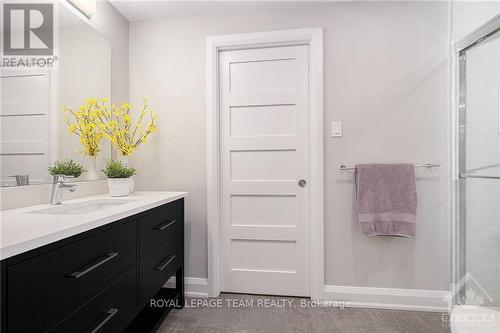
[0,3,111,187]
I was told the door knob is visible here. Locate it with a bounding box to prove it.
[298,179,307,188]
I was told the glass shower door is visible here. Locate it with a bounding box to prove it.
[458,30,500,307]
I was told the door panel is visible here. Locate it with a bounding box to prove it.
[220,45,309,296]
[229,59,296,93]
[230,104,296,137]
[230,150,296,181]
[230,195,297,226]
[230,239,297,271]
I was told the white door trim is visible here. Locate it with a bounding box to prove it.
[206,28,324,299]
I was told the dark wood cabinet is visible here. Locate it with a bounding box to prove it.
[139,199,182,259]
[47,267,137,333]
[0,198,184,333]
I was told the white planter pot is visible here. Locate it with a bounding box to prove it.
[107,178,131,197]
[118,154,135,192]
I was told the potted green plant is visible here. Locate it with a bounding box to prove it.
[48,159,86,179]
[102,160,136,197]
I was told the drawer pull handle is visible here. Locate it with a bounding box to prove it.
[154,219,176,230]
[68,252,118,279]
[154,255,176,271]
[88,308,118,333]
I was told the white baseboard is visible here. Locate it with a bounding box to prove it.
[324,285,450,312]
[165,277,209,298]
[163,278,449,312]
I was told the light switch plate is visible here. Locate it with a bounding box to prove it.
[332,121,342,137]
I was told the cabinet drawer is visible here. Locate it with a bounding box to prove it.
[139,199,183,258]
[139,246,180,306]
[48,267,137,333]
[7,221,136,331]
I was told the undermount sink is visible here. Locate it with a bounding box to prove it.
[27,199,136,215]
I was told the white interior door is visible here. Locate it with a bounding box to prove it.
[0,72,51,185]
[220,45,310,296]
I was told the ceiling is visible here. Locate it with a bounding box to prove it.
[110,0,330,22]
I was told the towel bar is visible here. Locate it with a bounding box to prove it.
[339,163,441,171]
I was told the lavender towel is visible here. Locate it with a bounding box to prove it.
[355,163,417,238]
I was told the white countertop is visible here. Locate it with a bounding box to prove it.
[0,191,187,260]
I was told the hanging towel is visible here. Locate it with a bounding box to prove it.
[355,163,417,238]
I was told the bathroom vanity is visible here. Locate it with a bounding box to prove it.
[0,191,186,333]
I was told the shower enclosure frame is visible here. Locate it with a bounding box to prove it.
[452,14,500,306]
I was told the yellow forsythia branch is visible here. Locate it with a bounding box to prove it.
[64,98,158,157]
[93,99,157,156]
[63,98,105,156]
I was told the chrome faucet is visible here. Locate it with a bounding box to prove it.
[8,174,29,186]
[50,175,77,205]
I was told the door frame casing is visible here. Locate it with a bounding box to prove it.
[206,28,324,299]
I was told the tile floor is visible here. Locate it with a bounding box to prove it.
[156,294,450,333]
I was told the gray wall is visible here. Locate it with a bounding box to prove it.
[130,1,451,291]
[89,0,129,103]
